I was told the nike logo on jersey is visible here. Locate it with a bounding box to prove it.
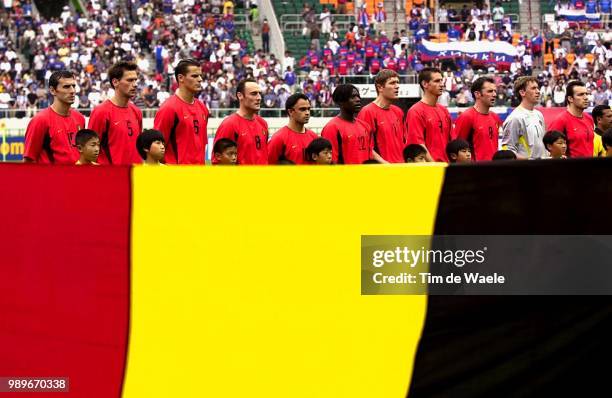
[184,114,190,119]
[114,121,120,125]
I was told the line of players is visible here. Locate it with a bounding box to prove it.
[23,59,612,165]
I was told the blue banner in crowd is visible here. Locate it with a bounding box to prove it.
[0,136,24,162]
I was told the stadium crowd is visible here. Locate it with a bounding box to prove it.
[0,0,610,114]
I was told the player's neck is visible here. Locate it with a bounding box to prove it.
[176,88,195,104]
[79,157,94,165]
[519,101,535,111]
[110,95,130,108]
[338,110,355,122]
[473,102,490,114]
[421,92,438,106]
[374,96,392,109]
[51,101,71,117]
[237,108,256,120]
[287,120,305,133]
[145,157,161,165]
[567,105,583,118]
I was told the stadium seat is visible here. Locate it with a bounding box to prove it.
[566,53,576,64]
[585,53,595,64]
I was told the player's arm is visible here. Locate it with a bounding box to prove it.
[153,106,177,146]
[321,124,339,163]
[357,111,388,163]
[372,150,389,164]
[452,112,472,141]
[363,110,391,163]
[87,106,108,141]
[501,117,527,159]
[405,110,433,162]
[267,130,285,164]
[135,106,144,134]
[23,116,47,163]
[200,105,209,153]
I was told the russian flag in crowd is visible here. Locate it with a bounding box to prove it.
[418,40,519,66]
[557,9,601,22]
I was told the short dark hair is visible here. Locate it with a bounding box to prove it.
[174,59,201,83]
[332,84,358,104]
[592,105,611,125]
[285,93,310,112]
[418,67,442,90]
[565,80,585,105]
[236,78,258,95]
[446,138,470,161]
[403,144,427,162]
[492,150,517,161]
[543,130,567,151]
[75,129,99,147]
[306,137,332,161]
[471,76,496,98]
[136,129,165,160]
[362,159,380,164]
[602,128,612,150]
[49,70,75,89]
[277,159,296,165]
[108,61,138,88]
[213,138,237,155]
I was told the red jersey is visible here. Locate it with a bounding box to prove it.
[153,95,209,164]
[357,102,407,163]
[452,107,502,161]
[548,110,594,158]
[267,126,318,165]
[88,100,143,165]
[213,113,269,165]
[24,107,86,164]
[405,101,453,162]
[320,116,372,164]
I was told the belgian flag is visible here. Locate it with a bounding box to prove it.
[1,159,611,397]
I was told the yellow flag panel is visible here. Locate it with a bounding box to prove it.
[124,164,446,398]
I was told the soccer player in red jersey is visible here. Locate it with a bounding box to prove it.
[357,69,407,163]
[405,67,453,162]
[548,80,594,158]
[153,59,209,164]
[321,84,372,164]
[267,93,318,165]
[23,70,85,164]
[452,76,502,161]
[213,79,269,165]
[88,61,143,165]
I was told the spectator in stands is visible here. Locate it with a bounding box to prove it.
[302,3,316,36]
[357,4,370,30]
[320,6,332,35]
[492,2,504,25]
[438,4,449,32]
[374,2,386,29]
[262,18,270,53]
